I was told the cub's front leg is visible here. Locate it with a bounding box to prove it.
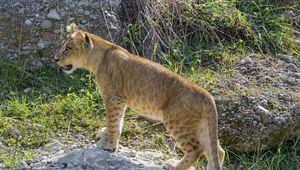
[98,95,126,151]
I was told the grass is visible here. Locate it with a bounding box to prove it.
[0,58,105,168]
[121,0,300,64]
[224,137,300,170]
[0,57,299,169]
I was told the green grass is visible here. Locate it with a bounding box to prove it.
[224,137,300,170]
[121,0,300,65]
[0,58,105,168]
[0,58,299,169]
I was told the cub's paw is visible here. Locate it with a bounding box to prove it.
[163,159,178,170]
[96,127,118,152]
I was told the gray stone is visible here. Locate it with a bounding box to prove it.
[31,162,47,170]
[25,19,32,26]
[48,63,57,68]
[40,156,47,160]
[46,148,161,170]
[279,54,295,63]
[47,9,61,20]
[259,99,268,108]
[22,45,32,50]
[0,143,5,148]
[239,57,253,65]
[25,159,33,165]
[275,117,285,125]
[286,63,299,72]
[37,40,46,50]
[84,11,90,16]
[281,76,297,86]
[253,114,261,121]
[255,105,271,118]
[40,20,52,29]
[16,161,30,170]
[9,127,21,137]
[23,88,32,93]
[35,123,44,129]
[277,93,292,101]
[43,140,64,153]
[78,0,89,7]
[32,59,44,69]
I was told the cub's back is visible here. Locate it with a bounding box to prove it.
[108,51,211,119]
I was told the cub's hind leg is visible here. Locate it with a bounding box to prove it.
[198,119,224,170]
[206,145,225,170]
[163,113,204,170]
[98,95,126,151]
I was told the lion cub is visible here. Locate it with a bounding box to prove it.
[54,23,224,170]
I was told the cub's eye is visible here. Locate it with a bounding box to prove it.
[63,46,72,53]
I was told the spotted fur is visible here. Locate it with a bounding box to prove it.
[54,23,225,170]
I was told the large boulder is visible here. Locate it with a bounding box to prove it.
[214,54,300,152]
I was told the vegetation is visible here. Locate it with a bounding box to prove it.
[122,0,300,67]
[0,0,299,169]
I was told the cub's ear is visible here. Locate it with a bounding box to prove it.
[84,34,94,50]
[71,31,94,50]
[67,23,80,33]
[71,31,85,40]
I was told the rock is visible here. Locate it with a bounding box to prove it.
[259,99,268,108]
[23,88,32,93]
[43,140,64,153]
[84,10,90,16]
[31,162,47,170]
[239,57,253,65]
[26,159,33,165]
[15,161,30,170]
[255,105,271,118]
[48,63,57,68]
[32,59,44,69]
[0,139,6,148]
[281,76,297,86]
[279,54,294,63]
[45,147,161,170]
[278,54,298,66]
[9,127,21,137]
[47,9,61,20]
[286,63,299,72]
[275,117,285,125]
[78,0,89,7]
[22,45,32,50]
[40,156,47,161]
[25,19,32,26]
[40,20,52,29]
[277,93,292,101]
[37,40,46,50]
[216,54,300,152]
[252,114,261,121]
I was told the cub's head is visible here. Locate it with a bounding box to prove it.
[54,23,93,74]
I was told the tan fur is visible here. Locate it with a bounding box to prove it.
[54,23,225,170]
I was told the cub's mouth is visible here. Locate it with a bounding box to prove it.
[63,64,73,71]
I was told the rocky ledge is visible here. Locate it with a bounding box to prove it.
[14,140,165,170]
